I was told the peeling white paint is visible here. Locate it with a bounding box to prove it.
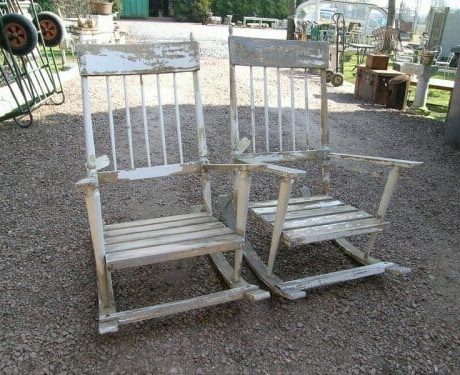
[77,42,200,76]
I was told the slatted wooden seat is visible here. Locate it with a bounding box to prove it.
[250,196,387,246]
[104,214,245,269]
[227,31,422,300]
[75,39,269,334]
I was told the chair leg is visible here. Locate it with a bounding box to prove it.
[267,177,293,274]
[85,187,117,332]
[234,170,251,281]
[363,232,378,259]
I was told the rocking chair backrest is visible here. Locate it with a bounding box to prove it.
[77,41,208,180]
[228,35,330,160]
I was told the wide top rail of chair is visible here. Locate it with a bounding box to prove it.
[77,42,200,76]
[228,36,329,69]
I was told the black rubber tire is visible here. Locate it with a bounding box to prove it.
[331,73,344,87]
[34,11,64,47]
[326,69,334,83]
[0,13,38,56]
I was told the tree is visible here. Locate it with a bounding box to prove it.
[387,0,396,27]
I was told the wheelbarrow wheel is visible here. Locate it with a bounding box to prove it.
[331,73,344,87]
[34,11,64,47]
[0,13,38,56]
[326,69,334,83]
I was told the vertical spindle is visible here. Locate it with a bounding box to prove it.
[123,76,134,169]
[140,75,151,167]
[106,76,117,170]
[156,74,168,165]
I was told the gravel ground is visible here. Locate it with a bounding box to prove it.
[1,20,459,374]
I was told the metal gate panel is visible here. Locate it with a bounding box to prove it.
[121,0,149,17]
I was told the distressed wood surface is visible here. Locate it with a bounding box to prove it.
[330,152,422,168]
[78,40,271,334]
[218,194,306,300]
[260,204,359,222]
[77,42,200,76]
[105,212,208,231]
[282,210,373,230]
[251,199,344,215]
[104,215,216,238]
[285,218,386,245]
[105,221,225,245]
[210,253,270,301]
[238,150,323,164]
[278,262,394,291]
[106,233,244,270]
[99,286,258,326]
[98,163,202,183]
[229,37,329,68]
[267,177,293,274]
[106,227,234,253]
[75,176,97,191]
[202,163,266,172]
[95,155,110,171]
[250,195,332,208]
[335,238,412,275]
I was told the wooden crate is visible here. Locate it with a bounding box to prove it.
[366,54,389,70]
[355,66,409,109]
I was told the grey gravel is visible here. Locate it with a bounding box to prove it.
[0,20,459,374]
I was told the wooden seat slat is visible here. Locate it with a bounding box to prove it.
[106,227,234,253]
[282,210,373,230]
[260,204,359,222]
[104,212,209,231]
[106,233,244,270]
[249,195,332,208]
[251,199,344,215]
[105,221,225,245]
[277,262,394,291]
[104,216,217,237]
[284,218,386,245]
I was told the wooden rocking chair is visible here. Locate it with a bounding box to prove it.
[227,34,422,300]
[76,40,269,334]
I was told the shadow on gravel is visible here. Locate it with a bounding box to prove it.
[1,102,459,373]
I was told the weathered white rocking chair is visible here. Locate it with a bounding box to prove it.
[76,40,269,334]
[228,34,422,300]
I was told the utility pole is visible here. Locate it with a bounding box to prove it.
[413,0,421,38]
[387,0,396,27]
[287,0,297,40]
[290,0,297,16]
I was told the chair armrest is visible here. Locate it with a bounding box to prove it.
[75,176,98,192]
[202,163,267,173]
[262,164,306,178]
[330,152,422,169]
[203,163,304,178]
[233,156,307,178]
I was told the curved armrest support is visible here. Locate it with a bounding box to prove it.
[330,152,423,169]
[75,176,98,192]
[262,164,306,178]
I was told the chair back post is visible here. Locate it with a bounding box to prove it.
[81,76,97,171]
[229,26,240,159]
[192,66,213,214]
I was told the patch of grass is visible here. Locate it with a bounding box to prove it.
[341,50,452,122]
[37,46,76,72]
[407,88,450,122]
